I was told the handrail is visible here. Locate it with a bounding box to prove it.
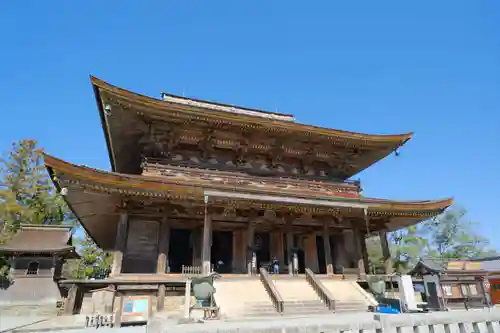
[259,267,284,313]
[305,268,336,311]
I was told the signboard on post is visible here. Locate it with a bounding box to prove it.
[118,295,152,325]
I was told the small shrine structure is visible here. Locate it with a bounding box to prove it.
[409,258,491,310]
[0,225,78,307]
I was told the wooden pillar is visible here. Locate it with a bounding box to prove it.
[202,202,212,275]
[271,230,284,268]
[247,222,255,275]
[157,284,166,311]
[379,230,393,274]
[360,233,369,274]
[304,234,319,273]
[63,284,78,315]
[157,214,170,274]
[352,228,366,276]
[184,279,192,319]
[111,208,128,276]
[334,231,348,268]
[285,218,294,275]
[232,230,246,273]
[323,220,333,275]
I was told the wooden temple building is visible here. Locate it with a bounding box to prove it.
[0,225,78,307]
[44,76,453,283]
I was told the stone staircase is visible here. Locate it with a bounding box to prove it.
[213,275,375,318]
[318,278,375,312]
[271,276,331,315]
[213,278,278,318]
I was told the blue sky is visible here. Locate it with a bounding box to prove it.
[1,1,499,249]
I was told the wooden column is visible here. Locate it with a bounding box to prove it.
[157,214,170,274]
[157,284,166,312]
[304,234,319,273]
[63,284,78,315]
[285,218,294,275]
[323,220,333,275]
[360,233,369,274]
[270,230,284,268]
[379,230,393,274]
[247,222,255,275]
[232,230,246,273]
[352,228,366,276]
[111,208,128,276]
[202,203,212,275]
[334,231,348,268]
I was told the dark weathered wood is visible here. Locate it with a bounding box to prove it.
[323,220,333,275]
[111,210,128,276]
[285,217,294,275]
[352,228,366,276]
[156,215,170,274]
[123,219,159,273]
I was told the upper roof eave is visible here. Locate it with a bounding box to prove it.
[44,153,453,213]
[90,76,414,164]
[91,75,413,141]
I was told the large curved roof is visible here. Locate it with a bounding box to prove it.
[91,76,413,176]
[44,153,452,248]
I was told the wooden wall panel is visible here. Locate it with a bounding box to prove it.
[123,219,159,273]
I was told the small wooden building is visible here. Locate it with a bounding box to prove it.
[409,258,490,310]
[0,225,78,306]
[471,256,500,305]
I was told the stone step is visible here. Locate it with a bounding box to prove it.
[272,279,320,301]
[214,279,277,318]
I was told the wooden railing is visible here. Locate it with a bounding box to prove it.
[182,264,215,276]
[259,267,284,314]
[305,268,336,311]
[342,267,359,279]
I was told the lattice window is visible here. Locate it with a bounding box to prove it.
[469,284,478,295]
[442,284,453,296]
[26,261,39,275]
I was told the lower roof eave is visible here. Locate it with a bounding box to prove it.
[203,189,371,209]
[43,153,454,221]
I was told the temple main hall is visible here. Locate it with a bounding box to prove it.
[45,76,452,280]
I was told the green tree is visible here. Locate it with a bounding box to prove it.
[64,232,112,280]
[366,236,384,273]
[367,205,496,273]
[422,206,495,259]
[367,226,427,273]
[0,139,76,279]
[390,225,427,272]
[0,139,75,234]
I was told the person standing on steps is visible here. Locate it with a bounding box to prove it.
[272,256,279,274]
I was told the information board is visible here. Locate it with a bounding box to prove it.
[119,295,152,324]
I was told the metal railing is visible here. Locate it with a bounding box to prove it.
[305,268,336,311]
[259,267,284,314]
